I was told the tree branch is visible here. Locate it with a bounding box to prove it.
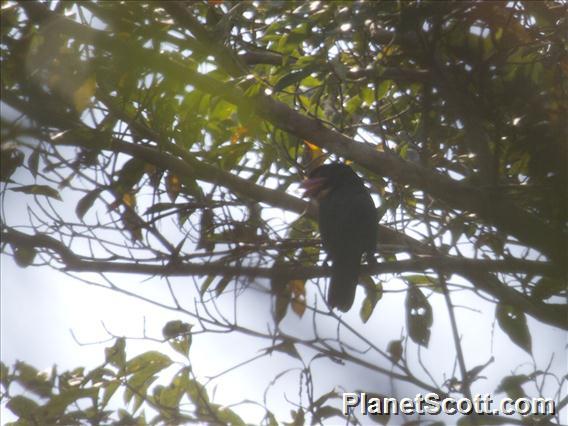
[4,227,565,329]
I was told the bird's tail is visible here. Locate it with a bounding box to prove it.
[328,253,361,312]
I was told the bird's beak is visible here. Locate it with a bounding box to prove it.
[301,176,327,198]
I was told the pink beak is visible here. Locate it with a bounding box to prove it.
[301,176,327,198]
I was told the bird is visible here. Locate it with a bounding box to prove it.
[302,163,377,312]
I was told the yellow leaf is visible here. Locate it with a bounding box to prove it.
[73,77,96,112]
[122,192,136,208]
[231,126,248,144]
[166,173,181,202]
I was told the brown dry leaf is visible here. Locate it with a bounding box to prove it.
[288,280,306,318]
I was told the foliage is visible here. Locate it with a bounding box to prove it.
[1,1,566,424]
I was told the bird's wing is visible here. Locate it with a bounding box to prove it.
[318,185,377,259]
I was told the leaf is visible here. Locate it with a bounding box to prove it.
[404,274,437,286]
[197,209,215,251]
[0,148,24,181]
[274,296,289,324]
[170,334,192,358]
[387,340,403,363]
[101,379,120,407]
[273,67,314,92]
[13,361,52,398]
[0,362,9,389]
[214,275,232,296]
[312,405,344,423]
[10,184,61,200]
[495,374,529,399]
[356,392,391,425]
[115,157,146,192]
[14,246,36,267]
[121,209,143,242]
[125,351,172,375]
[496,302,532,354]
[289,279,306,318]
[268,341,301,360]
[155,372,185,410]
[405,286,433,347]
[73,76,96,112]
[162,320,192,340]
[27,147,40,178]
[6,395,39,419]
[105,338,126,369]
[290,408,305,426]
[184,374,210,409]
[76,188,103,220]
[122,191,136,209]
[214,404,247,426]
[230,126,248,144]
[359,277,382,323]
[42,387,98,420]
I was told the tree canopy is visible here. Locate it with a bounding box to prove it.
[1,1,566,425]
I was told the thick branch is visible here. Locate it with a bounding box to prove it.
[21,1,566,263]
[3,228,566,329]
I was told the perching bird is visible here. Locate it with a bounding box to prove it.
[302,163,377,312]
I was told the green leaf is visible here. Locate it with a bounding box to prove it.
[10,184,61,200]
[496,303,532,354]
[76,188,103,220]
[169,334,192,358]
[184,374,210,410]
[105,338,126,369]
[101,379,120,407]
[359,277,382,323]
[214,404,246,426]
[0,361,9,389]
[14,246,36,267]
[6,395,39,419]
[273,65,318,92]
[114,157,146,192]
[405,286,433,347]
[404,274,438,287]
[1,148,24,182]
[155,371,186,411]
[214,276,232,296]
[290,408,305,426]
[267,341,301,360]
[162,320,192,340]
[313,405,344,423]
[42,387,99,420]
[495,374,529,399]
[28,147,40,178]
[200,275,216,296]
[14,361,51,398]
[387,340,403,363]
[126,351,172,375]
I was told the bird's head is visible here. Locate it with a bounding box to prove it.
[301,163,362,199]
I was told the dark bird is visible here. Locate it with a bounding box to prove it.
[302,163,377,312]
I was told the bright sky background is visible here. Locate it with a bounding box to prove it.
[2,240,566,424]
[1,2,566,424]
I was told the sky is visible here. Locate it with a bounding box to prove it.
[1,2,566,423]
[2,244,566,424]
